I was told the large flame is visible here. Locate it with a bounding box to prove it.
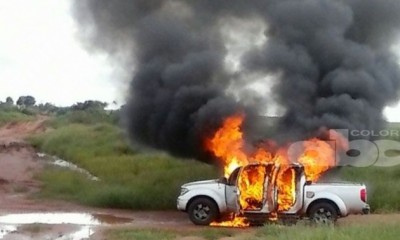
[205,114,248,178]
[298,139,336,181]
[238,165,266,210]
[205,114,345,227]
[276,167,297,211]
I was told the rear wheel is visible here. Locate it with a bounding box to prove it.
[187,197,219,225]
[308,202,338,225]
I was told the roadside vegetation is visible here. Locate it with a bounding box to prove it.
[28,102,218,209]
[105,222,400,240]
[0,103,35,125]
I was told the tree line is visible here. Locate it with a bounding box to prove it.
[1,96,114,113]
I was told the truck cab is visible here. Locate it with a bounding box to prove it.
[224,164,306,221]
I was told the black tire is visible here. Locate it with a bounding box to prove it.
[187,197,219,225]
[308,202,338,225]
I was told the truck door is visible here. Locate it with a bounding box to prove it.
[225,167,240,212]
[277,164,304,213]
[238,164,269,211]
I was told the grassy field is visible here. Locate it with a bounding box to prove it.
[105,223,400,240]
[0,105,34,125]
[29,121,218,209]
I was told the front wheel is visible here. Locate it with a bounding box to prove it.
[308,202,338,225]
[187,197,219,225]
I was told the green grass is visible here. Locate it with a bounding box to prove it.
[106,228,237,240]
[197,228,237,240]
[0,106,34,125]
[29,122,218,209]
[105,223,400,240]
[48,109,119,127]
[107,229,177,240]
[254,223,400,240]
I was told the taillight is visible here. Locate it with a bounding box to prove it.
[360,188,367,202]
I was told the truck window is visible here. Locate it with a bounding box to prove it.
[228,167,240,186]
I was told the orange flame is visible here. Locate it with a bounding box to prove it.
[205,114,345,227]
[210,215,249,228]
[205,114,248,178]
[277,167,296,211]
[238,165,266,210]
[298,138,336,181]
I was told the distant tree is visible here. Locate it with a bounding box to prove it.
[72,100,108,111]
[16,95,36,107]
[24,96,36,106]
[5,97,13,105]
[38,102,57,113]
[16,96,24,106]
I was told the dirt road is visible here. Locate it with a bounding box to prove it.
[0,117,399,239]
[0,117,47,209]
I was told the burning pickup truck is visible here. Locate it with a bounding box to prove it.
[177,163,370,226]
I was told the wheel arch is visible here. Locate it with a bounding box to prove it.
[304,191,348,217]
[186,195,221,215]
[306,199,341,217]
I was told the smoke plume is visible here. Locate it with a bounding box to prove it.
[73,0,400,162]
[243,0,400,141]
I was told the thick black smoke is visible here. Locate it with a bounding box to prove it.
[72,1,251,162]
[243,0,400,141]
[73,0,400,162]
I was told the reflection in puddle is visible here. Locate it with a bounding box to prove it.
[56,226,93,240]
[0,212,133,225]
[0,224,17,239]
[0,212,133,239]
[37,152,99,181]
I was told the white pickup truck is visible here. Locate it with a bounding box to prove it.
[177,163,370,225]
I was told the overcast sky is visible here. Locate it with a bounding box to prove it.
[0,0,125,108]
[0,0,399,121]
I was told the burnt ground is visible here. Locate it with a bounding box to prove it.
[0,117,399,239]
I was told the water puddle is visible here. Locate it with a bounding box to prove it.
[57,225,93,240]
[0,212,133,225]
[0,212,133,239]
[0,224,17,239]
[37,153,99,181]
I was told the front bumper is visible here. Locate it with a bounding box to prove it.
[177,196,189,212]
